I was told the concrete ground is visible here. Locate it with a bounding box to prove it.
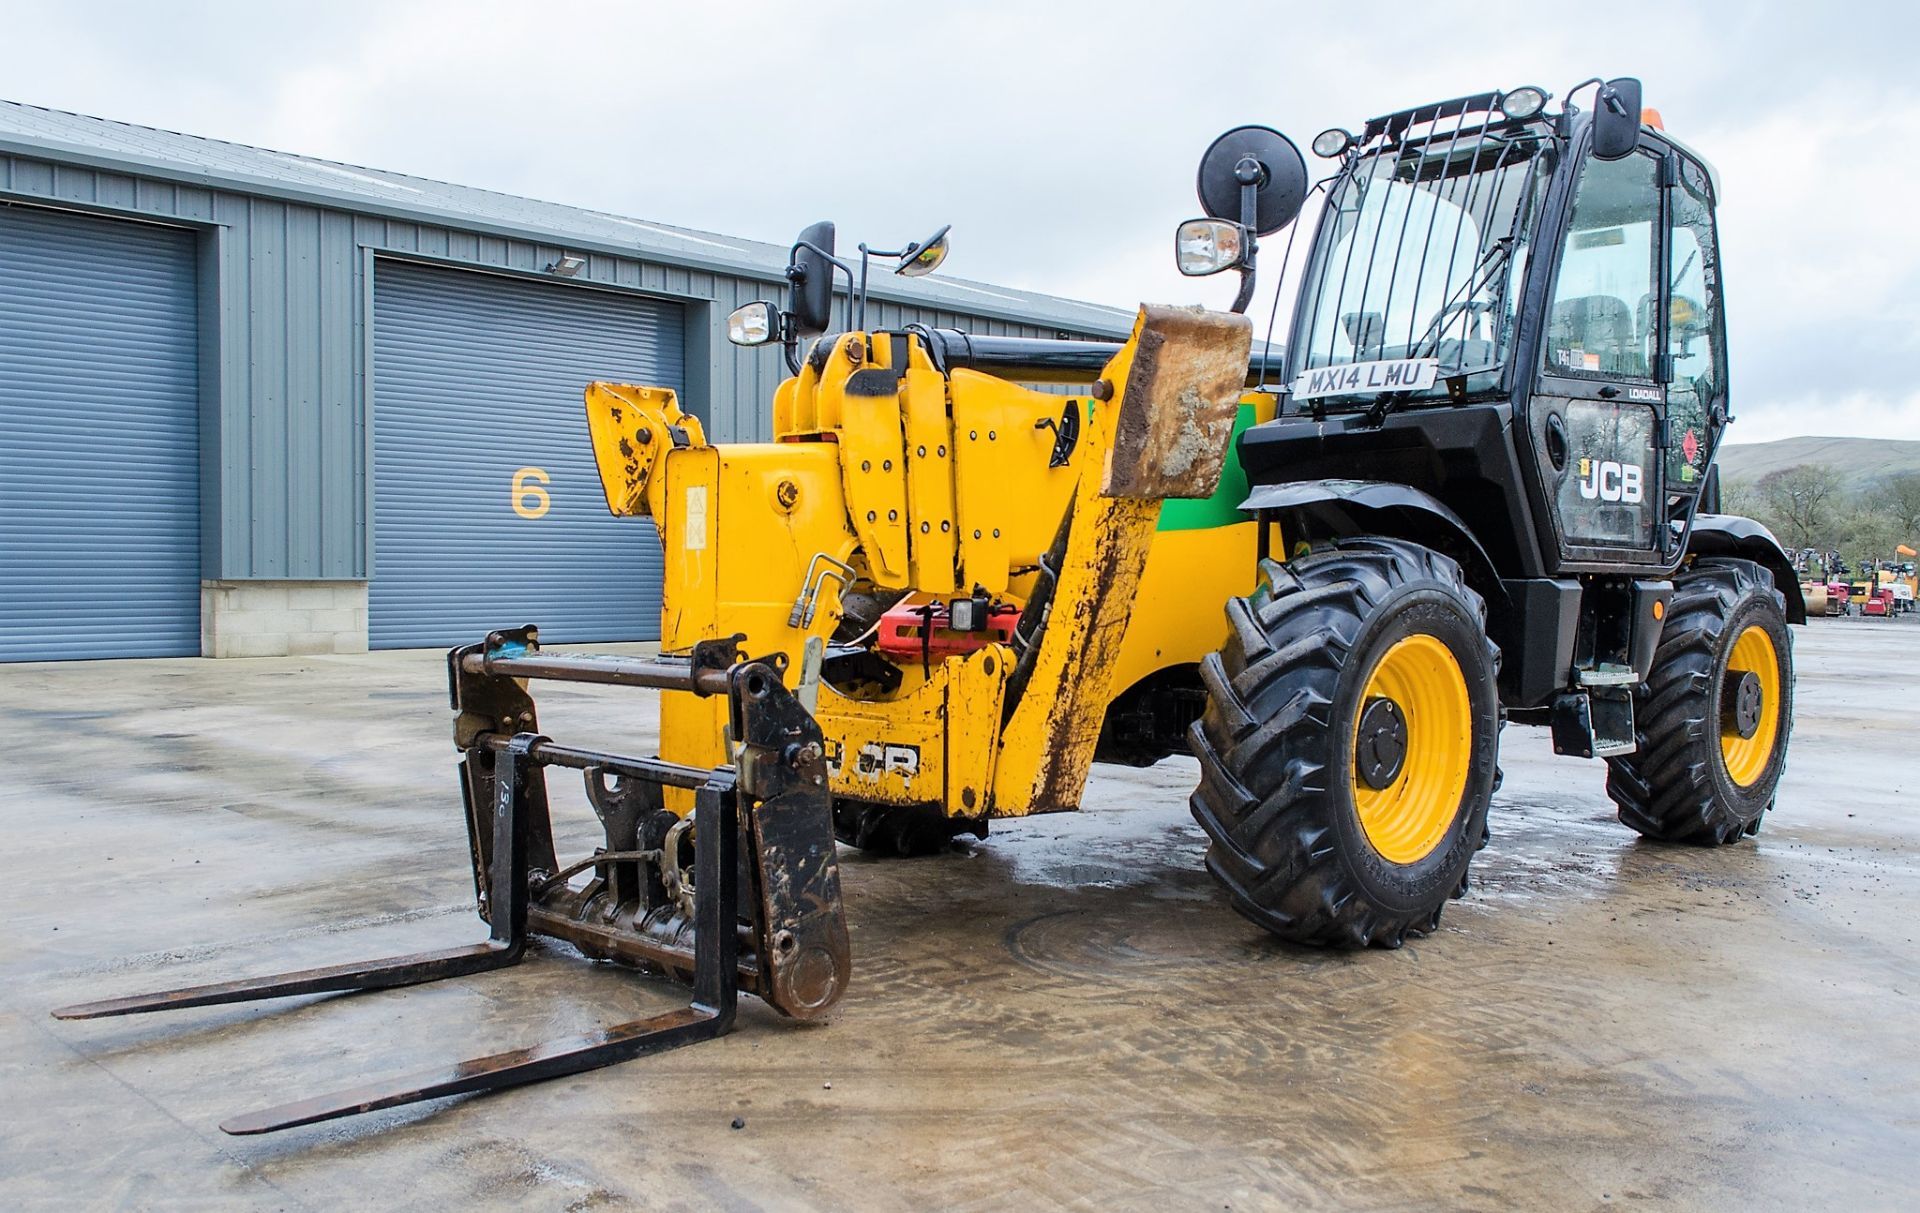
[3,617,1917,1211]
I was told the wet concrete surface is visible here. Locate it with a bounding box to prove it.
[3,618,1917,1210]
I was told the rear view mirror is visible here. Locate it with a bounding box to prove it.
[1195,125,1308,236]
[1341,311,1385,351]
[1189,125,1307,313]
[1590,77,1643,161]
[894,225,951,277]
[788,220,837,339]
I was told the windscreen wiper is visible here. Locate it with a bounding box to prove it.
[1362,238,1515,427]
[1407,237,1514,360]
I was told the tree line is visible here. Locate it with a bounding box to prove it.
[1723,466,1920,577]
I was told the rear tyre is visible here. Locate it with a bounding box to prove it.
[1189,538,1501,948]
[1606,558,1793,844]
[832,799,987,858]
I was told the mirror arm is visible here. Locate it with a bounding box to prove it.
[851,241,920,331]
[854,245,872,333]
[1229,267,1257,313]
[1232,156,1263,315]
[781,311,802,375]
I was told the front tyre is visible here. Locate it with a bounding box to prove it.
[1606,558,1793,844]
[1189,538,1501,948]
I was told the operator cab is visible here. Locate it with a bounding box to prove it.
[1177,78,1799,766]
[1205,80,1734,585]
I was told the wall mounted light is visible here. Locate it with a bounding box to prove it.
[546,254,587,277]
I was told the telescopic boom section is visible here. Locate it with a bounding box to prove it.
[583,305,1254,820]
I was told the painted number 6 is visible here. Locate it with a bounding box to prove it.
[511,467,551,519]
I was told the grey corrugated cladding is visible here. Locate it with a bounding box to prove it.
[0,102,1130,334]
[0,100,1134,582]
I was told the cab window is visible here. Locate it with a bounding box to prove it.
[1667,161,1724,489]
[1545,152,1659,379]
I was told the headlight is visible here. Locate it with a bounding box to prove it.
[1499,86,1549,120]
[1174,218,1246,276]
[1311,128,1354,158]
[726,301,778,346]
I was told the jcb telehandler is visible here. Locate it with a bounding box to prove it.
[57,77,1799,1134]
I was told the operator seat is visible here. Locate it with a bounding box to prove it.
[1549,295,1639,374]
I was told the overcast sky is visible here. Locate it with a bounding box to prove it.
[3,0,1913,444]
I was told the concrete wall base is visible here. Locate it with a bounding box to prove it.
[201,581,369,657]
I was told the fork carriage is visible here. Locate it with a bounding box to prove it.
[54,626,848,1135]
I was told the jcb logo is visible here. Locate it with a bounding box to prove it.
[827,740,921,785]
[1576,458,1644,504]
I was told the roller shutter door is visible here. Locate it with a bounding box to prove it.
[0,206,200,661]
[370,261,683,648]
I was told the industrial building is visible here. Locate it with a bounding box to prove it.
[0,101,1130,661]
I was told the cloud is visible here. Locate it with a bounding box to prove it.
[1727,389,1920,446]
[1697,86,1920,441]
[4,0,1916,438]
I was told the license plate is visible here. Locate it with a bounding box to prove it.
[1292,358,1440,400]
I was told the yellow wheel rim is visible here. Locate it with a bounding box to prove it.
[1351,633,1473,865]
[1720,624,1781,787]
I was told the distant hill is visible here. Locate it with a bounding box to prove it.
[1717,436,1920,489]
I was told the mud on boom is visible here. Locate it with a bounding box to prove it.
[58,76,1803,1135]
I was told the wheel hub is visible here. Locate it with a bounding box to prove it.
[1355,696,1408,790]
[1719,623,1783,788]
[1723,669,1763,739]
[1350,632,1472,865]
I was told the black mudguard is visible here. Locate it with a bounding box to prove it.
[1688,514,1807,625]
[1239,478,1506,609]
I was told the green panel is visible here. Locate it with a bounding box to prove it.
[1156,404,1255,532]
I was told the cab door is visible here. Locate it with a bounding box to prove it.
[1527,143,1669,569]
[1661,154,1729,526]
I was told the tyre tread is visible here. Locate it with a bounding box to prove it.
[1605,558,1792,845]
[1189,537,1497,948]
